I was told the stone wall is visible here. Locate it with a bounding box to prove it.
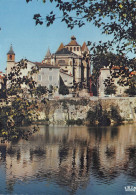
[38,97,136,124]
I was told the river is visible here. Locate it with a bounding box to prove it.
[0,124,136,194]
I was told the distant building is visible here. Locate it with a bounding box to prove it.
[35,62,60,96]
[43,36,90,94]
[98,66,129,97]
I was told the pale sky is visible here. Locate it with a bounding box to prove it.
[0,0,114,72]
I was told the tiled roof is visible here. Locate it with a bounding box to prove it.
[55,48,78,56]
[57,43,64,52]
[66,36,80,46]
[111,66,120,70]
[81,42,89,52]
[111,66,129,70]
[130,71,136,75]
[35,62,59,69]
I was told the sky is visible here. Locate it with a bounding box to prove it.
[0,0,113,73]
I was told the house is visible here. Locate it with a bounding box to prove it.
[98,66,130,97]
[35,62,60,96]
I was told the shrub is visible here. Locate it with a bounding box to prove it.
[110,106,122,123]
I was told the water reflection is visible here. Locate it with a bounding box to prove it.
[0,124,136,194]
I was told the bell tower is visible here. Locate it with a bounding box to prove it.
[7,45,15,75]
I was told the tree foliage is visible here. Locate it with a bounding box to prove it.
[87,104,122,125]
[104,82,117,95]
[125,75,136,96]
[87,103,111,126]
[26,0,136,52]
[110,106,123,122]
[0,60,47,141]
[59,76,69,95]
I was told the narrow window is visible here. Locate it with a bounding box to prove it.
[49,76,52,81]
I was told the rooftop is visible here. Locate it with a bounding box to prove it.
[55,48,78,56]
[35,62,59,69]
[66,36,80,46]
[7,45,15,55]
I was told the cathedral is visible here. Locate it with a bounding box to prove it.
[42,36,91,92]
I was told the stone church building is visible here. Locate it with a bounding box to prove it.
[43,36,91,92]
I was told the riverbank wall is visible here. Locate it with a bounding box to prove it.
[37,97,136,124]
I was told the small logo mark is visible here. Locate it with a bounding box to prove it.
[125,186,136,192]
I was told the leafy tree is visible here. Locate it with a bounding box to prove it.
[59,76,69,95]
[34,85,47,97]
[125,75,136,96]
[87,103,111,125]
[110,106,122,123]
[104,83,117,95]
[104,77,117,95]
[0,59,47,141]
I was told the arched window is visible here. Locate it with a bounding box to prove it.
[74,47,76,51]
[70,47,72,51]
[77,47,79,51]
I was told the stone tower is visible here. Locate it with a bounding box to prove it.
[7,45,15,75]
[65,36,82,56]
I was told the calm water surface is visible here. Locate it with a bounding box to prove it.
[0,124,136,194]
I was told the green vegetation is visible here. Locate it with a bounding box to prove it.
[110,106,123,123]
[104,83,117,96]
[34,85,47,97]
[0,60,47,141]
[87,104,111,126]
[59,76,69,95]
[125,75,136,96]
[67,118,83,125]
[87,104,122,125]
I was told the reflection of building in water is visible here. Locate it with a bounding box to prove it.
[5,126,91,193]
[2,124,136,192]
